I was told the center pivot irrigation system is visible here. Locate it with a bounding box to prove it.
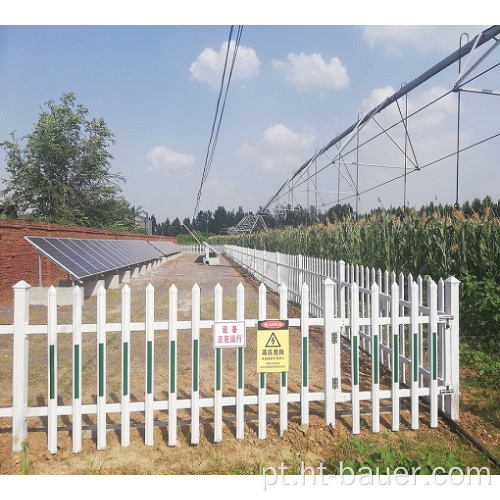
[225,25,500,234]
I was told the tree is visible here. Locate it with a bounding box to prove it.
[0,92,130,228]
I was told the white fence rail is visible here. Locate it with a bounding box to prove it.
[0,245,459,454]
[178,243,205,254]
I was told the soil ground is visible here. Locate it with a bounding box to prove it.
[0,253,499,475]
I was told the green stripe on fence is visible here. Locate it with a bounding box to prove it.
[123,342,129,397]
[353,336,358,386]
[432,332,437,381]
[281,372,286,387]
[413,333,418,382]
[238,347,243,390]
[98,343,104,397]
[215,348,222,391]
[393,335,399,384]
[302,337,308,387]
[170,340,176,394]
[49,344,55,400]
[374,335,379,384]
[147,341,153,394]
[260,372,265,389]
[193,339,199,392]
[74,344,80,400]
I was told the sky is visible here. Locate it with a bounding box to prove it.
[1,5,499,225]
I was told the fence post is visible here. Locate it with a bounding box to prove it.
[169,284,178,446]
[12,280,30,452]
[258,283,267,440]
[191,284,201,445]
[145,283,155,446]
[337,260,345,318]
[263,249,267,287]
[276,252,281,291]
[121,285,131,448]
[72,285,83,453]
[410,281,420,430]
[390,281,400,432]
[96,286,107,451]
[300,283,310,426]
[236,283,245,440]
[47,286,58,454]
[214,283,223,443]
[429,280,439,428]
[323,278,335,427]
[298,254,304,295]
[350,283,360,434]
[279,283,288,437]
[371,282,380,433]
[444,277,460,420]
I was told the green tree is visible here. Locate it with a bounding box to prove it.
[0,92,130,228]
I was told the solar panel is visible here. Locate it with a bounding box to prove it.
[25,237,164,281]
[150,241,180,256]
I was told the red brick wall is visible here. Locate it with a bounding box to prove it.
[0,219,177,303]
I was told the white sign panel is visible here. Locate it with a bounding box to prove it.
[213,321,246,348]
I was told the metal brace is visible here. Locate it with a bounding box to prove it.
[438,315,454,328]
[332,378,339,390]
[331,332,339,344]
[439,383,455,395]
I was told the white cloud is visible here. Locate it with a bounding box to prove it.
[272,52,350,91]
[239,123,316,174]
[361,26,490,55]
[189,40,260,89]
[146,146,195,177]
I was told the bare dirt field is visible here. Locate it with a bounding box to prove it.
[1,253,499,475]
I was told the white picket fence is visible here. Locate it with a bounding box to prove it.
[0,245,460,454]
[223,245,460,424]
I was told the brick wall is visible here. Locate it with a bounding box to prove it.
[0,219,177,303]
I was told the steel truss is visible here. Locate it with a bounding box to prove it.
[223,214,268,234]
[261,25,500,220]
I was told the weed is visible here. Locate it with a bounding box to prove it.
[324,438,466,475]
[21,441,28,475]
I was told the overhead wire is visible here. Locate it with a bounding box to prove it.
[193,25,244,221]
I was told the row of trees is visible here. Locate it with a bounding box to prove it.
[0,93,142,232]
[152,206,250,238]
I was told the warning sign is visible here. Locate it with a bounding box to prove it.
[257,320,289,373]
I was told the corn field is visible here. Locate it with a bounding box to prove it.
[212,208,499,279]
[211,207,500,351]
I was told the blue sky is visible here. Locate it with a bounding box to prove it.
[1,8,498,223]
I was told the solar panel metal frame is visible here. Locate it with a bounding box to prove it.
[25,237,163,282]
[150,241,181,257]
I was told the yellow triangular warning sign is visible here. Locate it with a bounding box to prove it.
[265,332,281,348]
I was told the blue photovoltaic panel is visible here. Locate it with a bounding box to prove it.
[150,241,180,256]
[25,237,164,281]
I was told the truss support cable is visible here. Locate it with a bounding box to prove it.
[262,25,500,213]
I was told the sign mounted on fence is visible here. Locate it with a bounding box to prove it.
[257,320,289,373]
[213,321,246,348]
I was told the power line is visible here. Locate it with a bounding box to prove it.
[193,25,244,221]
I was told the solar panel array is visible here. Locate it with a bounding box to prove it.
[25,237,165,281]
[150,240,180,256]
